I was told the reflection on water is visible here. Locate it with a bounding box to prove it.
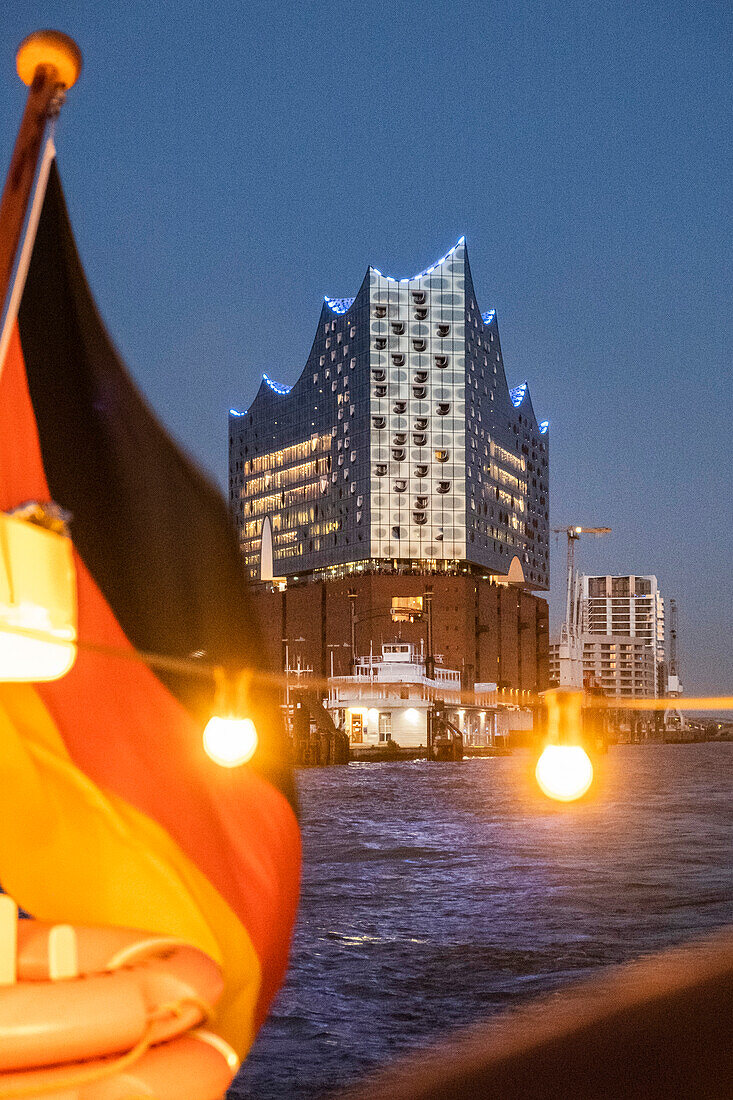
[232,745,733,1099]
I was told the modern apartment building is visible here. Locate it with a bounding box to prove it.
[550,574,666,720]
[580,574,665,680]
[228,238,549,589]
[549,635,658,698]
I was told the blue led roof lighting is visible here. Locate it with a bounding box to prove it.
[324,296,355,314]
[510,382,528,408]
[229,408,247,417]
[262,373,292,395]
[539,420,549,434]
[481,309,496,325]
[371,236,465,283]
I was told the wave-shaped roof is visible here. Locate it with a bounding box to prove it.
[324,297,355,315]
[372,236,465,283]
[262,372,292,395]
[325,238,467,311]
[509,382,549,433]
[510,382,528,408]
[234,238,548,435]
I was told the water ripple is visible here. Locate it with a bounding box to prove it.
[232,744,733,1099]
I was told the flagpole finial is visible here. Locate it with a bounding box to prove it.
[16,30,82,90]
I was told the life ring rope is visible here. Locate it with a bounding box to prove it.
[0,1024,153,1097]
[148,992,214,1025]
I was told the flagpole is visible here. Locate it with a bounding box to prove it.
[0,30,81,326]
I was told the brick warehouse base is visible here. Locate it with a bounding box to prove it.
[250,575,549,693]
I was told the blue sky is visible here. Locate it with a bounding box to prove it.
[2,0,731,695]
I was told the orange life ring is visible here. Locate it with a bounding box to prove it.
[0,905,239,1099]
[0,1029,238,1099]
[1,923,224,1071]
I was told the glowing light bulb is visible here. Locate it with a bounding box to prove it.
[203,716,258,768]
[535,744,593,802]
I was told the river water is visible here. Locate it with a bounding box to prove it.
[231,744,732,1099]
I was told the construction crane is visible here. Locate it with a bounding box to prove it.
[552,525,611,687]
[664,598,686,732]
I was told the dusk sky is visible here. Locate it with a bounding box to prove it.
[2,1,731,696]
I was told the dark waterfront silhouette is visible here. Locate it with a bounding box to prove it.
[232,744,733,1098]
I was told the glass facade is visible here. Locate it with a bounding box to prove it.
[229,239,549,588]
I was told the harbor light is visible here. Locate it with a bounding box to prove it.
[203,715,258,768]
[535,744,593,802]
[204,668,258,767]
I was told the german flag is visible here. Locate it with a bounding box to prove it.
[0,154,300,1056]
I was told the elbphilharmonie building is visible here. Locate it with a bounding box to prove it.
[229,238,549,590]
